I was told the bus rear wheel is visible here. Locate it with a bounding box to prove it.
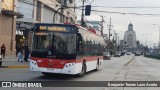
[77,62,86,77]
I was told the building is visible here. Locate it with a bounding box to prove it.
[88,21,102,36]
[0,0,23,55]
[16,0,77,47]
[124,23,137,50]
[37,0,76,23]
[0,0,77,55]
[16,0,34,47]
[76,20,102,36]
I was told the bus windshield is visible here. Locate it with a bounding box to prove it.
[31,32,76,58]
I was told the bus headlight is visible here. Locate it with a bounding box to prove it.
[37,60,42,63]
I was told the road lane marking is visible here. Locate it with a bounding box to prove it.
[124,56,135,66]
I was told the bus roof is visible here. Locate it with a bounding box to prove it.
[34,23,77,27]
[34,23,103,37]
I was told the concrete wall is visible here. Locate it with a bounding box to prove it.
[0,0,17,55]
[0,14,16,55]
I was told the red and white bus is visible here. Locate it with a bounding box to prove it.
[30,23,106,76]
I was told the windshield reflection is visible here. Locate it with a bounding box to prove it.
[32,32,76,57]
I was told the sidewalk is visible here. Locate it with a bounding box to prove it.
[0,55,29,68]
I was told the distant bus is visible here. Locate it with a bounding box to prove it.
[30,23,106,76]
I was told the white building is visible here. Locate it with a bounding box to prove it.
[124,23,137,48]
[16,0,77,23]
[37,0,77,23]
[16,0,77,46]
[76,20,102,36]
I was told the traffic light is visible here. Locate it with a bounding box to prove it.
[85,5,91,16]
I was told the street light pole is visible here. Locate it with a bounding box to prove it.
[142,34,152,47]
[158,25,160,47]
[53,8,62,23]
[81,0,85,27]
[107,17,113,51]
[153,24,160,48]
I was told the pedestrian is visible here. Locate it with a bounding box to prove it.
[110,51,113,56]
[17,51,23,62]
[16,45,20,57]
[1,44,6,58]
[24,46,30,62]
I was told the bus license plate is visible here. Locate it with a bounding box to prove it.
[47,68,54,71]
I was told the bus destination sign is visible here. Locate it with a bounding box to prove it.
[39,26,66,32]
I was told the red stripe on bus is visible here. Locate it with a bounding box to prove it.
[30,56,103,69]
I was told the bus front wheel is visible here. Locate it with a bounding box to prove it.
[77,62,86,77]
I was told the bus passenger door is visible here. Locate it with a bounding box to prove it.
[77,33,83,56]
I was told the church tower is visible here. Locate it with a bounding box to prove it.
[124,23,137,49]
[128,23,134,31]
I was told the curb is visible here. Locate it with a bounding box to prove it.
[0,65,29,68]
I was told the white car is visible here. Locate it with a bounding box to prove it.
[114,52,121,57]
[126,52,131,55]
[103,52,111,60]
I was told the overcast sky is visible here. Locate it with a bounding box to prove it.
[77,0,160,47]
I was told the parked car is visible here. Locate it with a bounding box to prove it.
[103,52,111,60]
[121,51,125,56]
[114,52,121,57]
[126,52,131,55]
[140,51,144,55]
[135,51,141,56]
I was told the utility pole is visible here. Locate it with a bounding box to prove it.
[81,0,85,27]
[107,17,113,51]
[114,32,118,51]
[100,16,105,36]
[153,24,160,49]
[142,34,152,47]
[117,36,119,45]
[60,0,65,23]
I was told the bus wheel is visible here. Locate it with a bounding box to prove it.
[77,62,86,77]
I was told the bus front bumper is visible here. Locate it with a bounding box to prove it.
[30,60,78,75]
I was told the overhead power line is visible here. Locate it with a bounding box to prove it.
[91,10,160,16]
[88,6,160,8]
[17,0,160,17]
[89,0,95,4]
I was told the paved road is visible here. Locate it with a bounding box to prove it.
[0,55,160,90]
